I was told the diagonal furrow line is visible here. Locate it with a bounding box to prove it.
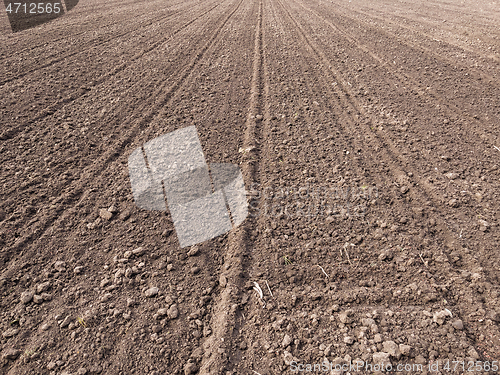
[292,0,500,159]
[0,0,222,143]
[1,0,245,269]
[0,0,218,85]
[0,0,191,61]
[277,0,477,281]
[349,1,500,59]
[275,0,500,359]
[289,0,499,216]
[311,0,500,83]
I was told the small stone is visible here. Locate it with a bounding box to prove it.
[187,246,199,257]
[156,308,168,318]
[452,319,464,330]
[107,205,118,214]
[361,318,375,327]
[468,347,480,359]
[400,186,409,194]
[168,304,179,319]
[282,334,292,347]
[487,311,500,322]
[145,287,159,298]
[379,249,394,261]
[283,350,295,366]
[219,274,227,288]
[47,361,57,370]
[255,114,263,121]
[2,349,21,361]
[445,172,459,180]
[399,344,411,356]
[448,199,458,207]
[126,298,135,307]
[33,294,44,304]
[41,323,51,331]
[99,208,113,220]
[20,291,33,304]
[191,347,204,360]
[77,368,88,375]
[162,228,173,237]
[184,361,198,375]
[119,210,130,221]
[344,336,354,345]
[123,250,133,259]
[372,352,391,366]
[125,268,133,278]
[338,311,352,324]
[54,261,66,272]
[132,247,145,256]
[383,341,401,359]
[3,328,19,338]
[74,266,84,274]
[36,281,51,293]
[374,334,383,343]
[415,355,426,364]
[433,310,452,325]
[191,266,201,275]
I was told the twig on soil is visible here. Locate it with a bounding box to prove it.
[494,146,500,152]
[265,280,273,298]
[253,282,263,300]
[341,243,353,265]
[252,371,263,375]
[316,265,329,278]
[419,253,428,267]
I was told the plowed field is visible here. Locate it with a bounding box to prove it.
[1,0,499,373]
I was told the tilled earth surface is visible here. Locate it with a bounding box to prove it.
[1,0,500,373]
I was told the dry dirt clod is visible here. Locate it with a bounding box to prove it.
[372,352,391,366]
[282,334,292,347]
[399,344,411,356]
[99,208,113,220]
[168,304,179,319]
[36,281,51,293]
[119,210,131,221]
[2,349,21,361]
[184,361,198,375]
[132,246,145,256]
[452,319,464,330]
[144,287,159,298]
[3,328,19,338]
[433,309,452,325]
[187,246,199,257]
[20,291,33,304]
[54,260,66,272]
[383,341,401,359]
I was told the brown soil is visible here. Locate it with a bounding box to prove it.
[1,0,499,373]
